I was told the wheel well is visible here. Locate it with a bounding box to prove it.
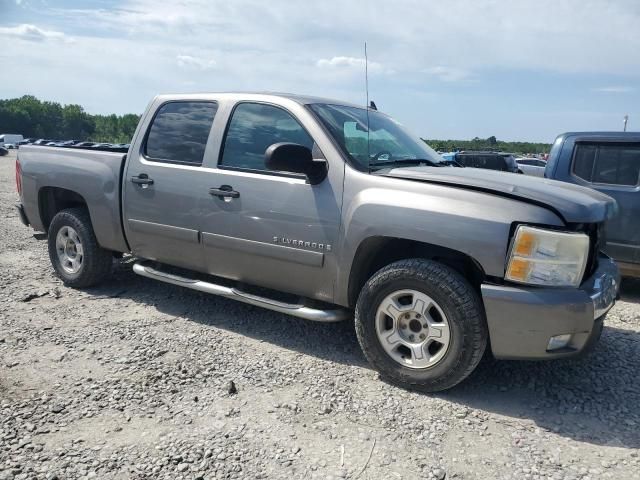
[347,237,486,307]
[38,187,88,231]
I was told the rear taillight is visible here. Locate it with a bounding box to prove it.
[15,159,22,196]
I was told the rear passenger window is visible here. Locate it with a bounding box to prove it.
[573,143,640,186]
[572,144,597,181]
[593,145,640,186]
[145,101,217,165]
[220,103,313,172]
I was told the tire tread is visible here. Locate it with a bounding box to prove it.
[47,207,112,288]
[355,258,488,392]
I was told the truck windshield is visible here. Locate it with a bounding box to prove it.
[309,103,445,171]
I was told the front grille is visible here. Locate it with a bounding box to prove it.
[583,222,603,280]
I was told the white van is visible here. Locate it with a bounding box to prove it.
[0,134,24,146]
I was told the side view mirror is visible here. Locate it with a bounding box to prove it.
[264,142,328,185]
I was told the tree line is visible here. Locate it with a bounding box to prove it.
[0,96,140,144]
[424,136,551,155]
[1,95,552,153]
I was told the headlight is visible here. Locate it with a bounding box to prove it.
[505,226,589,287]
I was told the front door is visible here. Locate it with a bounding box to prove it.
[198,101,343,302]
[123,100,218,270]
[571,142,640,264]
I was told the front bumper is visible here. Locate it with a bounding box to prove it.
[481,254,619,360]
[15,203,30,227]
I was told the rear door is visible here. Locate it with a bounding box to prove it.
[570,142,640,264]
[123,100,218,269]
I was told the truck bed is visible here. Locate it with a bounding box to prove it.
[17,145,129,253]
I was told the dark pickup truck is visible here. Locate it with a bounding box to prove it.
[545,132,640,277]
[15,93,620,392]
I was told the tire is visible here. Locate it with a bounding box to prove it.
[355,258,488,392]
[47,207,112,288]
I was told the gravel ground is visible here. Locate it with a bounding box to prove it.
[1,150,639,480]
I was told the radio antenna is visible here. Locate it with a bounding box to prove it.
[365,41,371,171]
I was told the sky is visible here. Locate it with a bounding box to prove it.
[1,0,639,142]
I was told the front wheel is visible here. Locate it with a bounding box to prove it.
[355,259,488,392]
[47,208,113,288]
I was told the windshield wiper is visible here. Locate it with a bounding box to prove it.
[369,159,441,171]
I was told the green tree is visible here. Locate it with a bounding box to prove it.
[423,137,550,155]
[62,104,95,139]
[0,95,140,143]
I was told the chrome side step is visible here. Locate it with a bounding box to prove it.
[132,262,350,323]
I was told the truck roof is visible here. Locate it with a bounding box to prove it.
[557,131,640,139]
[153,92,366,109]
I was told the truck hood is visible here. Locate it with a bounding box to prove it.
[382,167,617,224]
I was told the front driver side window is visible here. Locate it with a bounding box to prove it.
[220,103,314,172]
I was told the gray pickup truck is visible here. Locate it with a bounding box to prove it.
[15,93,620,391]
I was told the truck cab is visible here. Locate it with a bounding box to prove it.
[545,132,640,277]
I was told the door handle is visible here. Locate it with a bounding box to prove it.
[209,185,240,199]
[131,174,154,186]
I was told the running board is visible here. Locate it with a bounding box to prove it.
[132,262,350,322]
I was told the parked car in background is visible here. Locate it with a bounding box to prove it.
[516,157,547,177]
[27,140,128,150]
[0,133,24,146]
[54,140,79,147]
[497,153,522,173]
[447,151,522,173]
[4,143,16,149]
[545,132,640,277]
[0,147,8,156]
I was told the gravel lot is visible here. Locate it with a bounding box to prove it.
[1,150,639,480]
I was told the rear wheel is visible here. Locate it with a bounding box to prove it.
[355,258,488,392]
[47,208,112,287]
